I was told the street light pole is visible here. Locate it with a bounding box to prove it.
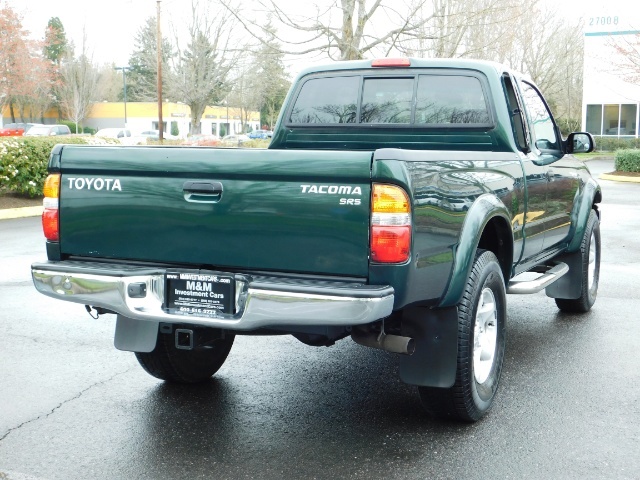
[114,66,131,127]
[156,0,164,142]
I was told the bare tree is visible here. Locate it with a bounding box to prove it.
[223,0,449,60]
[56,32,99,133]
[168,1,238,134]
[503,5,583,130]
[610,32,640,83]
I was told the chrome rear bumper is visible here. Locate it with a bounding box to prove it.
[31,261,394,331]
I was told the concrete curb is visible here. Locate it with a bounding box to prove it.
[600,173,640,183]
[0,206,43,220]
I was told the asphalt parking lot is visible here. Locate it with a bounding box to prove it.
[0,158,638,480]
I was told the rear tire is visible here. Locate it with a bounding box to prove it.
[418,250,506,422]
[135,328,234,383]
[555,209,600,313]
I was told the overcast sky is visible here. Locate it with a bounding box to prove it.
[5,0,632,77]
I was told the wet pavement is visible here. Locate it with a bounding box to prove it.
[0,158,639,479]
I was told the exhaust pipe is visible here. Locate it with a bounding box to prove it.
[351,327,415,355]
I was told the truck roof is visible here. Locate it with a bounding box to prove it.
[294,57,517,81]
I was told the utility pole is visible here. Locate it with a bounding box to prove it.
[157,0,164,142]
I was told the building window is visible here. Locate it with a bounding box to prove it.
[621,105,637,136]
[604,105,620,135]
[586,105,602,135]
[586,104,639,136]
[152,121,167,132]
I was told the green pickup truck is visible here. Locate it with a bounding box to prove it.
[32,58,601,422]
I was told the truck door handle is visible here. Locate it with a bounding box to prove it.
[182,181,223,203]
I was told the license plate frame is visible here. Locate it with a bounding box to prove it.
[165,271,235,317]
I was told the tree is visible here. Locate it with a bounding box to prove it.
[505,4,583,130]
[247,21,290,129]
[126,16,173,102]
[398,0,525,61]
[56,33,99,133]
[611,32,640,83]
[168,1,238,134]
[0,5,32,121]
[43,17,68,120]
[44,17,67,65]
[224,0,527,61]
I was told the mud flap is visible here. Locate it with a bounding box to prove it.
[545,250,583,299]
[399,306,459,388]
[114,315,159,352]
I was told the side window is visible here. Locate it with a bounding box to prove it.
[520,82,558,151]
[289,76,359,124]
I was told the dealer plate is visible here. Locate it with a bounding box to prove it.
[165,271,234,316]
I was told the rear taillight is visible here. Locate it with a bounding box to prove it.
[370,184,411,263]
[42,174,60,241]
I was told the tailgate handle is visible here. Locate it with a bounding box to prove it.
[183,181,223,203]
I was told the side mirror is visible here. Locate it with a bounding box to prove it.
[566,132,595,154]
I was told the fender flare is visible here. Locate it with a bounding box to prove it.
[566,178,601,253]
[438,194,513,308]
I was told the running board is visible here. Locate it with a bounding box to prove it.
[507,263,569,294]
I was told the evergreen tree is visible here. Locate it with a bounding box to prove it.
[44,17,67,65]
[249,22,290,129]
[126,16,173,102]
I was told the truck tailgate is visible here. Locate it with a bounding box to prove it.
[57,146,372,277]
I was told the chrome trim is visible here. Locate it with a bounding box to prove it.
[506,262,569,294]
[31,264,394,330]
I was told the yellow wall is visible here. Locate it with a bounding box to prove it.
[2,102,259,122]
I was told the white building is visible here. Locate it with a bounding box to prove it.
[582,9,640,138]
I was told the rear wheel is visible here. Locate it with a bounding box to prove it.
[135,328,234,383]
[555,209,600,313]
[418,250,506,422]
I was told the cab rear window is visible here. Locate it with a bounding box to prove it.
[288,72,491,126]
[416,76,490,124]
[289,76,359,124]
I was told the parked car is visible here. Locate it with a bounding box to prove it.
[139,130,179,141]
[25,124,71,136]
[95,128,145,145]
[247,129,273,139]
[0,122,41,136]
[182,134,220,146]
[221,134,250,145]
[31,58,602,423]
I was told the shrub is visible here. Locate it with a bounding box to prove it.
[594,136,640,152]
[556,117,581,137]
[242,139,270,148]
[0,136,118,197]
[615,149,640,173]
